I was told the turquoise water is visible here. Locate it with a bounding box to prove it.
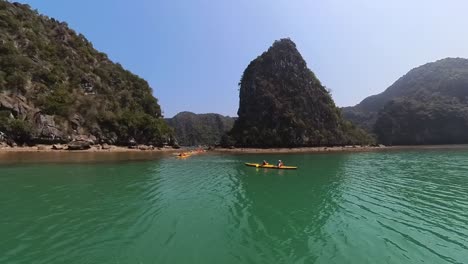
[0,150,467,263]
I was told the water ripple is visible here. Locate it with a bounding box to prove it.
[1,150,468,263]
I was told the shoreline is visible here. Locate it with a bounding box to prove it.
[0,144,187,153]
[212,144,468,154]
[213,146,386,154]
[0,144,467,154]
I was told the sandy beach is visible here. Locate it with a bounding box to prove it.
[212,144,468,154]
[212,145,387,154]
[0,144,383,154]
[1,144,467,154]
[0,144,185,153]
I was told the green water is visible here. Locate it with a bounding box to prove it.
[1,150,467,264]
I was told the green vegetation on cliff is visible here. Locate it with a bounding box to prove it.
[344,58,468,145]
[166,112,235,146]
[0,110,32,143]
[375,99,468,145]
[0,1,171,145]
[229,39,373,148]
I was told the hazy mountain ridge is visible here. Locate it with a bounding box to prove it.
[343,58,468,144]
[165,112,235,146]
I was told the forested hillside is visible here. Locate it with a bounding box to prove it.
[166,112,234,146]
[343,58,468,145]
[0,1,172,146]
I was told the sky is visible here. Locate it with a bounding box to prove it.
[16,0,468,117]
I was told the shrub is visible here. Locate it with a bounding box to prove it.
[0,113,33,143]
[6,72,28,93]
[40,85,73,116]
[7,118,33,143]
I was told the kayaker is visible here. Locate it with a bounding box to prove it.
[262,160,269,165]
[277,160,284,167]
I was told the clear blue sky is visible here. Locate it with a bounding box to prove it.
[17,0,468,117]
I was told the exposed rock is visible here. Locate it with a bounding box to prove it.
[138,145,150,151]
[80,77,95,94]
[101,143,111,150]
[0,93,37,118]
[37,145,48,151]
[128,138,137,146]
[67,140,91,150]
[172,144,181,149]
[72,134,96,145]
[52,144,64,150]
[97,132,118,145]
[230,38,373,148]
[7,139,17,147]
[69,114,83,131]
[0,94,14,112]
[33,113,64,142]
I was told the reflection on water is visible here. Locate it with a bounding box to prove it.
[330,152,468,264]
[0,150,467,264]
[0,151,171,165]
[228,155,348,263]
[0,161,164,263]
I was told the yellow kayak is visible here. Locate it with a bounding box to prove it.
[245,163,298,170]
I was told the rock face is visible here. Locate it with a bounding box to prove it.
[67,141,91,150]
[165,112,235,146]
[101,143,111,150]
[33,113,65,142]
[52,144,64,150]
[0,1,171,146]
[230,39,372,147]
[343,58,468,145]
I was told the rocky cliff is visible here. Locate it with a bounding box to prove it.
[229,39,373,147]
[166,112,235,146]
[343,58,468,145]
[0,1,172,146]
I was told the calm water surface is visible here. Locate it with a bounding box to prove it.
[0,149,467,264]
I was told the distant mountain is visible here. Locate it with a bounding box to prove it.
[343,58,468,144]
[0,1,172,146]
[166,112,235,146]
[229,39,373,148]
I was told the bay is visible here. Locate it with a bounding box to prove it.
[0,149,467,264]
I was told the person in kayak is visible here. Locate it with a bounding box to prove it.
[277,160,284,167]
[262,160,269,165]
